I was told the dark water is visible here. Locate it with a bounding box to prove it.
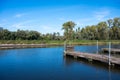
[75,44,120,53]
[0,45,120,80]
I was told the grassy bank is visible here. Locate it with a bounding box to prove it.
[71,40,120,45]
[0,40,120,45]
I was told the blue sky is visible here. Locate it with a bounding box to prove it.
[0,0,120,34]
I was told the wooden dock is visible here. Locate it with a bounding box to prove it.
[64,46,120,66]
[102,48,120,54]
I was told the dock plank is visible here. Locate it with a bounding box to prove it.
[65,51,120,65]
[102,48,120,53]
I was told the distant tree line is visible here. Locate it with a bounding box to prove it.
[62,17,120,40]
[0,17,120,40]
[0,28,61,40]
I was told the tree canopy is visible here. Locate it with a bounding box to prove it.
[62,21,76,40]
[0,17,120,41]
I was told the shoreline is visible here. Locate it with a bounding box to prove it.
[0,41,120,50]
[0,40,120,50]
[0,44,64,49]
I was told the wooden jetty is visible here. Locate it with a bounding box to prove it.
[64,46,120,66]
[102,48,120,54]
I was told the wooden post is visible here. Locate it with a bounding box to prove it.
[64,41,67,56]
[74,55,77,59]
[109,42,111,66]
[64,41,66,52]
[97,40,98,54]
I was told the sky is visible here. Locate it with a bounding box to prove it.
[0,0,120,35]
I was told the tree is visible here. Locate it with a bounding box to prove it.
[56,32,60,40]
[16,30,27,40]
[74,27,81,40]
[0,17,120,41]
[62,21,76,40]
[97,22,108,40]
[9,32,17,40]
[52,32,56,40]
[27,31,41,40]
[112,18,120,39]
[0,29,11,40]
[107,19,113,40]
[81,28,87,40]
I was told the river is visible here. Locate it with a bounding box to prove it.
[0,45,120,80]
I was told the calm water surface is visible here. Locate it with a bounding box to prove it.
[0,45,120,80]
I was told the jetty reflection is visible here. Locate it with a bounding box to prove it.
[64,56,120,73]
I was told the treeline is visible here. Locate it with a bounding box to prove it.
[62,17,120,40]
[0,29,61,40]
[0,17,120,40]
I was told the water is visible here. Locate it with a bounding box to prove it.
[0,46,120,80]
[75,44,120,54]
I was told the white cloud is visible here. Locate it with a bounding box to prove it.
[12,23,23,29]
[75,21,83,27]
[74,18,95,28]
[11,20,36,28]
[93,9,110,21]
[39,25,62,34]
[14,13,25,18]
[10,20,63,34]
[11,20,33,30]
[0,23,7,27]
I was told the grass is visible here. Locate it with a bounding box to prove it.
[0,40,64,44]
[72,40,120,45]
[0,40,120,45]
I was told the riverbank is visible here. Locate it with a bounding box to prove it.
[0,40,120,49]
[0,44,63,49]
[0,40,120,44]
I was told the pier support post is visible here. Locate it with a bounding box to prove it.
[64,41,67,57]
[88,58,93,62]
[64,41,67,52]
[97,40,98,54]
[109,42,111,66]
[64,52,66,56]
[74,55,77,59]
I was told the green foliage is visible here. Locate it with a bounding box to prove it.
[62,21,76,40]
[0,17,120,42]
[74,17,120,40]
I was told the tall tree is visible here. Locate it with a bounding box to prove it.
[107,19,113,40]
[112,18,120,39]
[62,21,76,40]
[75,27,81,40]
[97,22,108,40]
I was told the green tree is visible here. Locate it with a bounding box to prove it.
[107,19,113,40]
[112,17,120,39]
[27,31,41,40]
[81,28,87,40]
[0,29,11,40]
[62,21,76,40]
[16,30,27,40]
[97,22,108,40]
[75,27,81,40]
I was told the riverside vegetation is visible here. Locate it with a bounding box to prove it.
[0,17,120,44]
